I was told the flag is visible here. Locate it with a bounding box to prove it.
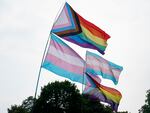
[51,2,110,55]
[86,51,123,85]
[83,73,122,112]
[42,33,86,84]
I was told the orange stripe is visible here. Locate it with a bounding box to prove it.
[77,13,110,40]
[100,84,122,96]
[99,86,122,103]
[90,74,121,96]
[80,25,107,47]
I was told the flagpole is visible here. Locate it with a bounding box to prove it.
[34,1,66,100]
[81,51,87,113]
[52,1,66,26]
[34,35,50,99]
[81,70,85,113]
[82,51,88,94]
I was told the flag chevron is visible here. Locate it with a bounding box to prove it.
[84,73,122,112]
[51,2,110,55]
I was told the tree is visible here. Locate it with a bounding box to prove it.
[32,81,82,113]
[21,96,34,113]
[8,105,28,113]
[8,96,34,113]
[139,89,150,113]
[32,80,113,113]
[82,95,113,113]
[9,80,128,113]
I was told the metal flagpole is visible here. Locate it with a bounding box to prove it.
[33,0,66,100]
[82,51,87,94]
[81,51,87,113]
[34,35,50,99]
[32,1,66,113]
[31,35,50,113]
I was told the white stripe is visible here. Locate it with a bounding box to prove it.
[86,56,110,70]
[48,45,84,67]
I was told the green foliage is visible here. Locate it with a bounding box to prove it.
[82,95,113,113]
[21,96,34,113]
[8,80,128,113]
[8,96,34,113]
[32,80,114,113]
[32,81,82,113]
[8,105,28,113]
[139,89,150,113]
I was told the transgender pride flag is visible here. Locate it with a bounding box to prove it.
[42,33,86,84]
[86,51,123,85]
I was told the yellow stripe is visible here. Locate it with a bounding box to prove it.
[99,87,121,103]
[81,25,107,47]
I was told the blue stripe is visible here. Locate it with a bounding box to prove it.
[42,60,87,84]
[67,34,90,44]
[86,68,118,85]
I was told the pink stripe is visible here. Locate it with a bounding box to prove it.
[86,64,120,80]
[53,6,72,29]
[86,64,112,75]
[45,54,84,75]
[50,39,84,59]
[86,56,121,80]
[87,55,108,64]
[86,56,110,72]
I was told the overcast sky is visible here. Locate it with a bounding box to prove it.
[1,0,150,113]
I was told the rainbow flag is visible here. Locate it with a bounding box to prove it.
[51,2,110,55]
[84,73,122,112]
[42,33,87,84]
[86,51,123,85]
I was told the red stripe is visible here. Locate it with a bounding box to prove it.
[77,13,110,40]
[87,73,121,96]
[100,84,122,96]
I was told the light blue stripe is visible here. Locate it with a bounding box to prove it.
[42,60,87,84]
[51,33,69,47]
[86,51,100,59]
[86,68,118,85]
[50,34,84,62]
[86,51,123,70]
[108,61,123,70]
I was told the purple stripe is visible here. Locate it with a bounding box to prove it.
[83,86,119,112]
[63,36,96,49]
[63,36,105,54]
